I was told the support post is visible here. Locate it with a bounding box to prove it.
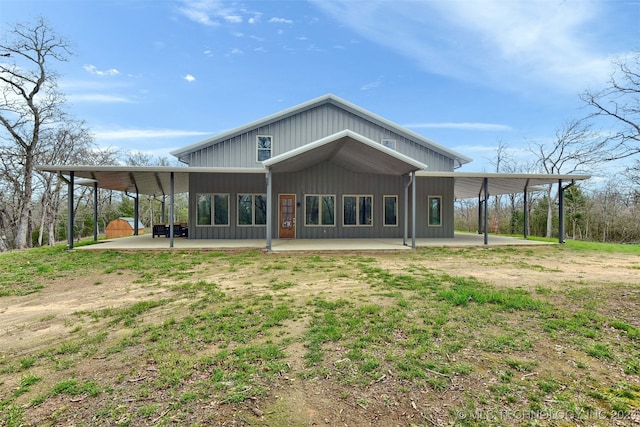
[266,170,272,250]
[403,174,410,246]
[134,193,139,236]
[93,182,98,242]
[67,171,74,249]
[558,179,565,244]
[477,193,483,234]
[411,171,416,249]
[523,179,529,239]
[483,177,489,245]
[161,196,166,224]
[169,172,175,248]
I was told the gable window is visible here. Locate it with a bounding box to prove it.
[197,193,229,226]
[238,194,267,226]
[382,138,396,150]
[383,195,398,226]
[305,195,336,226]
[343,195,373,226]
[257,135,272,162]
[428,195,442,227]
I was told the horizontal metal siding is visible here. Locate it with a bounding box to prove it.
[186,104,456,171]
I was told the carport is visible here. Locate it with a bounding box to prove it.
[37,165,589,249]
[418,171,590,244]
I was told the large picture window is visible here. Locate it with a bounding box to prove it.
[383,195,398,226]
[428,195,442,227]
[257,135,272,162]
[197,194,229,226]
[305,195,335,226]
[343,195,373,226]
[238,194,267,226]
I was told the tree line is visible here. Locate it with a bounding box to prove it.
[1,19,639,250]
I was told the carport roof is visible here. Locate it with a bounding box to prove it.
[36,167,590,199]
[417,171,591,199]
[35,165,265,196]
[263,130,428,175]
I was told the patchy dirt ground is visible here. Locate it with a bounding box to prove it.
[1,246,639,426]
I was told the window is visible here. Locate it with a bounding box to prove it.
[257,135,272,161]
[196,194,229,226]
[382,138,396,150]
[384,195,398,226]
[197,194,211,226]
[305,195,336,226]
[238,194,267,226]
[213,194,229,225]
[343,195,373,226]
[428,196,442,226]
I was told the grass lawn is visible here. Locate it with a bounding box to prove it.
[0,241,639,426]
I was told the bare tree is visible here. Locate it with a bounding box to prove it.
[581,52,640,162]
[530,119,605,238]
[486,141,510,233]
[0,18,71,249]
[35,121,94,245]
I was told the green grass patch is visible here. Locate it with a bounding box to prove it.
[438,277,546,311]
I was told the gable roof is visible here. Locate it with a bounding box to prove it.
[263,130,428,175]
[171,94,472,167]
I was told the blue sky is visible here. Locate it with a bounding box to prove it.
[1,0,638,176]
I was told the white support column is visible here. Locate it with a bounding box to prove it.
[403,174,410,246]
[266,170,272,250]
[169,172,175,248]
[411,171,416,249]
[523,179,530,239]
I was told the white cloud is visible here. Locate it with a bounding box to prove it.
[360,77,382,91]
[309,0,628,93]
[224,15,242,24]
[68,94,133,103]
[83,64,119,76]
[248,12,262,24]
[178,0,237,26]
[178,1,259,27]
[405,122,513,132]
[229,48,243,55]
[93,128,211,141]
[184,74,196,82]
[269,17,293,24]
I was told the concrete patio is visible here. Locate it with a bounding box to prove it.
[74,232,553,252]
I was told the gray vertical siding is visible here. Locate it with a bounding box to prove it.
[189,173,267,240]
[414,176,455,238]
[187,104,455,172]
[189,169,454,239]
